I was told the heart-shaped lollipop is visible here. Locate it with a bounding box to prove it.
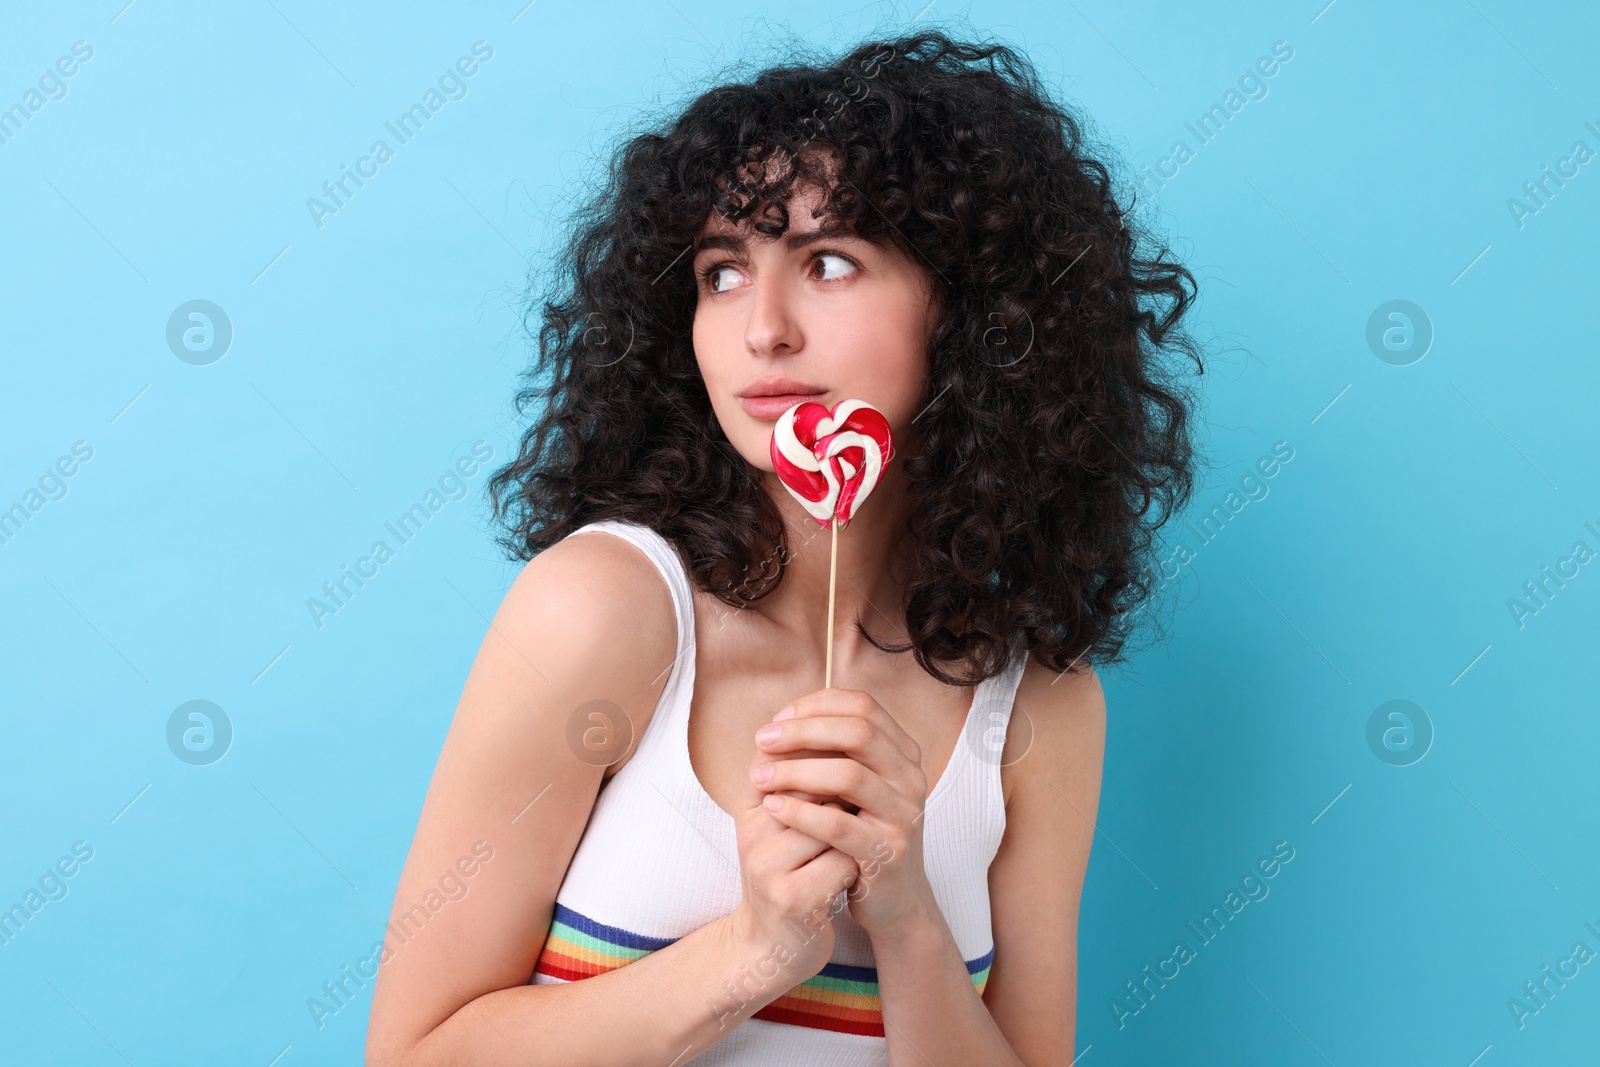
[770,398,894,529]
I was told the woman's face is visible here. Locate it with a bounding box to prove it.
[690,182,939,477]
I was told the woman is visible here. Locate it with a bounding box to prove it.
[367,29,1202,1066]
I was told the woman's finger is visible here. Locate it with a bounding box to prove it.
[756,714,923,798]
[777,688,922,767]
[754,756,900,817]
[761,792,883,867]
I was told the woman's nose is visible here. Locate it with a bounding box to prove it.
[743,268,803,357]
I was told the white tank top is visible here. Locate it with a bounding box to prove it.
[531,520,1027,1065]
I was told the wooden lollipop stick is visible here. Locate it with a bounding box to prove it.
[768,398,893,692]
[824,518,838,689]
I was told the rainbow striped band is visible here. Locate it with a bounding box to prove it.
[533,902,994,1037]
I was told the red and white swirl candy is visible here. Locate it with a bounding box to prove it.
[769,398,895,529]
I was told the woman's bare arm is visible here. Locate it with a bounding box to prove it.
[857,664,1105,1066]
[365,533,807,1066]
[980,663,1106,1064]
[396,910,799,1066]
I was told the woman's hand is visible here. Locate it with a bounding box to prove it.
[726,719,861,983]
[750,687,938,940]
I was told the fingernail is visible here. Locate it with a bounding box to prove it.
[774,705,795,721]
[755,724,781,744]
[763,793,782,810]
[752,762,774,783]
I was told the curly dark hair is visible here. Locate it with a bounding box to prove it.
[487,28,1206,686]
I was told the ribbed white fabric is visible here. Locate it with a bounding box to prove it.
[532,519,1026,1066]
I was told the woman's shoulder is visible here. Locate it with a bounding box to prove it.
[999,658,1106,810]
[511,526,676,624]
[492,527,679,743]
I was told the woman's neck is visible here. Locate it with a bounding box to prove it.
[752,466,914,679]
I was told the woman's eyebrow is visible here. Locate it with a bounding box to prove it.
[693,222,862,257]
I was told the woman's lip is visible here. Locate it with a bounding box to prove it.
[739,392,825,419]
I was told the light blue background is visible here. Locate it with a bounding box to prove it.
[3,1,1596,1063]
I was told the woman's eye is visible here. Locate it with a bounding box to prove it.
[702,264,744,293]
[701,254,855,293]
[813,253,857,282]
